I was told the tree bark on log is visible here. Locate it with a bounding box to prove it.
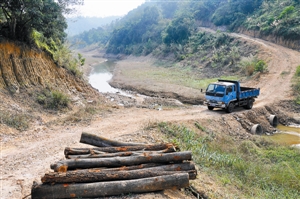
[67,150,175,159]
[64,143,175,156]
[41,170,196,184]
[32,173,189,199]
[97,163,163,171]
[80,132,146,147]
[51,151,192,172]
[42,162,196,183]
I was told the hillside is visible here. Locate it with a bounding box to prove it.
[72,0,300,52]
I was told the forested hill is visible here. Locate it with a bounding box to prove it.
[71,0,300,54]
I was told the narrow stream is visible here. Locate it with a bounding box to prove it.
[88,60,119,93]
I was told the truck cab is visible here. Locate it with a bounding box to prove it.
[204,80,260,113]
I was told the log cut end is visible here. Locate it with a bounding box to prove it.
[57,165,68,173]
[51,163,68,173]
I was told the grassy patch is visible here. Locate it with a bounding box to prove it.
[121,64,238,90]
[152,122,300,198]
[0,111,31,131]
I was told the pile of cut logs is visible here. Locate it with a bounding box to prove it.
[31,132,197,199]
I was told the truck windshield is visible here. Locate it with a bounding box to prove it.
[206,84,225,97]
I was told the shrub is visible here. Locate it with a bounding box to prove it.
[293,65,300,104]
[37,89,70,110]
[240,55,257,76]
[240,56,267,75]
[52,44,83,77]
[296,95,300,105]
[296,65,300,77]
[255,60,267,72]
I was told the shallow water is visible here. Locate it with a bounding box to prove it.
[266,124,300,146]
[277,124,300,133]
[88,60,119,93]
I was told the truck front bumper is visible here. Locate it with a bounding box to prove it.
[204,100,226,108]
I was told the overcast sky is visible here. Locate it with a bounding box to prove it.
[76,0,146,17]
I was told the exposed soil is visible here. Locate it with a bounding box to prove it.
[1,30,300,199]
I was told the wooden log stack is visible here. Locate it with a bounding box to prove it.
[31,132,197,199]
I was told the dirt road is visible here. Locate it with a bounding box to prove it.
[1,30,300,198]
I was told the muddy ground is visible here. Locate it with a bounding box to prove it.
[1,31,300,199]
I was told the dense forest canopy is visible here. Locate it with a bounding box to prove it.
[0,0,83,44]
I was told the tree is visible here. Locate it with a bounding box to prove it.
[163,17,192,45]
[0,0,83,42]
[106,5,160,54]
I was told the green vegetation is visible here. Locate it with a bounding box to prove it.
[0,0,84,76]
[71,0,269,77]
[240,55,267,76]
[0,111,30,131]
[0,0,82,43]
[255,60,267,73]
[154,122,300,198]
[37,89,70,110]
[53,44,84,77]
[244,0,300,40]
[72,0,300,56]
[119,62,237,90]
[296,65,300,77]
[166,31,254,70]
[294,65,300,104]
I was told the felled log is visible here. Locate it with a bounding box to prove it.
[42,162,196,183]
[64,143,175,157]
[98,163,163,171]
[67,150,175,159]
[51,151,192,172]
[32,173,189,199]
[56,162,193,172]
[67,151,133,159]
[80,132,146,147]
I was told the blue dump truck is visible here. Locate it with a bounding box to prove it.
[204,79,260,113]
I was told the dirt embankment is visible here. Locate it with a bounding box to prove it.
[0,42,95,94]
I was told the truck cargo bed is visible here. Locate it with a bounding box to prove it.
[239,87,260,99]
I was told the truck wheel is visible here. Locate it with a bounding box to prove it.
[245,99,253,109]
[208,106,214,110]
[226,103,234,113]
